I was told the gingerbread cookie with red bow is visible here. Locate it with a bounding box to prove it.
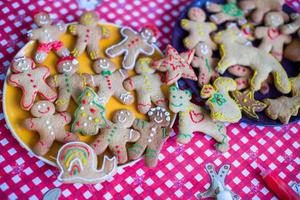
[28,12,70,63]
[7,57,57,110]
[23,101,79,156]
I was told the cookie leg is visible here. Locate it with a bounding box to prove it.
[114,88,134,105]
[71,41,86,57]
[183,36,198,50]
[176,126,193,144]
[91,136,108,155]
[123,50,138,70]
[87,43,100,60]
[151,90,167,108]
[33,134,54,156]
[251,9,265,23]
[21,89,37,110]
[56,131,79,143]
[210,13,232,25]
[205,128,229,152]
[251,69,269,91]
[128,140,147,160]
[271,43,284,61]
[109,144,128,164]
[206,1,222,12]
[35,51,48,64]
[137,93,151,114]
[38,85,57,102]
[217,56,236,74]
[55,93,71,112]
[258,41,272,54]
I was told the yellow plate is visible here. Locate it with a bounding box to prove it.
[3,23,174,167]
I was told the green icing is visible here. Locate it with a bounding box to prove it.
[210,93,227,106]
[222,3,243,18]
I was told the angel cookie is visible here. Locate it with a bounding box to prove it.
[69,11,110,60]
[71,87,108,136]
[47,56,93,111]
[7,56,57,110]
[255,12,291,61]
[123,57,167,114]
[28,12,70,63]
[91,58,133,105]
[57,142,117,184]
[91,109,140,164]
[106,25,158,70]
[213,26,291,94]
[191,42,219,86]
[169,86,229,152]
[128,107,171,168]
[151,45,197,85]
[206,0,245,25]
[181,7,217,50]
[23,101,79,156]
[201,77,242,123]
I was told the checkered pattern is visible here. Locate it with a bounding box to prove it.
[0,0,299,199]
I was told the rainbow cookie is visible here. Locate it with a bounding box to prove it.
[57,142,117,184]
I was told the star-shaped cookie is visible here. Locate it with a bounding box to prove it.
[231,90,267,120]
[151,44,197,85]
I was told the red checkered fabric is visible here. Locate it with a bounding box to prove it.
[0,0,299,199]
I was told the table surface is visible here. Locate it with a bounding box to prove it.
[0,0,299,199]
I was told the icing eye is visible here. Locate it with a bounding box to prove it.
[180,96,183,99]
[42,103,46,107]
[37,105,41,109]
[172,95,176,98]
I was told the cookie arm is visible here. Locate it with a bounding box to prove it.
[58,112,72,124]
[123,77,137,90]
[7,74,20,86]
[142,44,155,55]
[127,129,140,142]
[132,119,148,132]
[27,29,39,40]
[47,75,59,88]
[121,27,136,38]
[99,26,110,39]
[23,118,36,131]
[180,19,192,31]
[254,27,268,39]
[68,24,78,35]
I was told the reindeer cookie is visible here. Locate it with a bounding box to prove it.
[91,58,134,105]
[281,14,300,62]
[169,86,229,152]
[69,11,110,60]
[128,107,171,168]
[23,101,79,156]
[201,77,242,123]
[91,110,140,164]
[191,42,219,87]
[239,0,285,23]
[7,57,57,110]
[71,87,108,136]
[213,26,291,94]
[181,7,217,50]
[151,45,197,85]
[123,57,167,114]
[206,0,245,25]
[57,142,117,184]
[47,56,93,111]
[106,25,158,70]
[255,12,291,61]
[28,12,70,63]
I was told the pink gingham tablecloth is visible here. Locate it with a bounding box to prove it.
[0,0,299,199]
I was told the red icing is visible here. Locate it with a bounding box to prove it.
[189,110,204,123]
[82,99,86,104]
[90,108,96,113]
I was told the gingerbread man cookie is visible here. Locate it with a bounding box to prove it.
[91,109,140,164]
[71,87,108,136]
[57,142,117,184]
[151,44,197,85]
[169,86,229,152]
[191,42,219,87]
[128,107,171,168]
[28,12,70,63]
[123,57,167,114]
[91,58,134,105]
[206,0,245,25]
[201,77,242,123]
[106,25,158,70]
[7,56,57,110]
[239,0,285,23]
[181,7,217,50]
[23,101,79,156]
[255,12,291,61]
[69,11,110,60]
[47,56,93,111]
[213,26,291,94]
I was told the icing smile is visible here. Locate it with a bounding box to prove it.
[118,116,127,123]
[171,103,183,107]
[154,117,163,123]
[38,107,50,114]
[63,66,72,73]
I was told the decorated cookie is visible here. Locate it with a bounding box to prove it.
[28,12,70,63]
[239,0,285,23]
[151,45,197,85]
[231,90,267,120]
[169,86,229,152]
[228,65,271,94]
[255,12,291,61]
[23,101,78,156]
[201,77,242,123]
[106,25,158,70]
[128,106,171,168]
[206,0,245,25]
[264,74,300,124]
[57,142,117,184]
[213,26,291,94]
[71,87,108,136]
[123,57,167,114]
[91,58,134,105]
[91,109,140,164]
[191,42,219,86]
[281,14,300,62]
[181,7,217,50]
[197,163,240,200]
[47,56,93,111]
[69,11,110,60]
[7,56,57,110]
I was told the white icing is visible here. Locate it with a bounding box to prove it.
[83,122,88,127]
[80,106,84,110]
